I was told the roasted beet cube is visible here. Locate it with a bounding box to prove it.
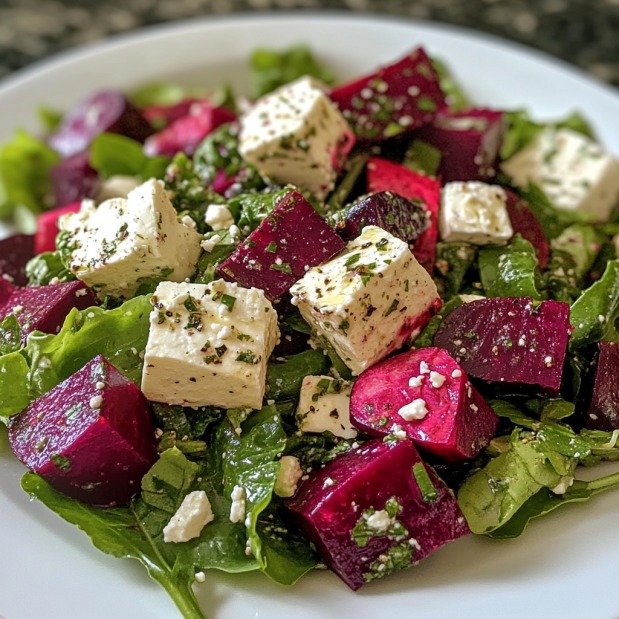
[585,341,619,430]
[143,101,236,158]
[48,90,153,159]
[417,108,504,182]
[331,47,446,141]
[0,281,98,340]
[219,191,345,302]
[336,191,428,245]
[0,278,14,308]
[366,157,440,272]
[0,234,35,286]
[141,98,201,128]
[9,356,157,506]
[434,297,572,395]
[50,151,100,208]
[504,188,549,269]
[350,348,498,461]
[287,438,469,590]
[35,201,82,255]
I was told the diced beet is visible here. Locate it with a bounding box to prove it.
[0,278,14,308]
[9,356,157,506]
[143,101,237,158]
[434,297,572,396]
[417,108,504,183]
[330,47,446,141]
[584,341,619,430]
[504,188,550,270]
[50,151,100,208]
[219,191,345,302]
[350,348,498,461]
[35,201,82,255]
[336,191,428,246]
[0,234,35,287]
[48,90,153,159]
[141,98,201,128]
[0,281,98,341]
[287,438,469,590]
[366,157,439,272]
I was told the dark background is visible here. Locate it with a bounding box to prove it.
[0,0,618,87]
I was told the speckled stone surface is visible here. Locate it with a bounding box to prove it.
[0,0,618,87]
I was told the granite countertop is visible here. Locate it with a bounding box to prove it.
[0,0,618,87]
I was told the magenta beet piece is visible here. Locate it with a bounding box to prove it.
[143,101,237,158]
[0,281,98,340]
[48,90,153,158]
[142,98,201,128]
[35,201,82,255]
[9,356,157,506]
[337,191,428,245]
[585,342,619,431]
[0,278,14,308]
[50,151,100,207]
[417,108,504,182]
[434,297,572,395]
[350,348,498,461]
[504,188,549,270]
[331,47,446,141]
[219,190,345,302]
[287,438,469,590]
[0,234,35,286]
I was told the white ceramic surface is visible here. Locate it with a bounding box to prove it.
[1,13,619,619]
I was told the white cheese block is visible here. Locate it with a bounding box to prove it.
[239,76,353,201]
[439,181,513,246]
[59,178,202,299]
[501,127,619,221]
[163,490,214,543]
[96,175,141,203]
[274,456,303,498]
[141,280,279,409]
[290,226,439,375]
[296,375,357,439]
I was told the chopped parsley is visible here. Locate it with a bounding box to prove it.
[236,350,260,364]
[270,262,293,275]
[265,241,278,253]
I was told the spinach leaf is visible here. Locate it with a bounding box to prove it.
[402,139,442,177]
[326,153,369,213]
[129,82,207,108]
[435,242,477,301]
[579,429,619,466]
[540,249,581,303]
[152,402,224,441]
[194,229,237,284]
[37,105,63,133]
[415,296,464,349]
[278,307,312,336]
[283,432,355,470]
[0,352,31,423]
[430,58,470,112]
[229,187,292,233]
[25,251,75,286]
[550,224,604,282]
[266,349,330,401]
[0,315,21,356]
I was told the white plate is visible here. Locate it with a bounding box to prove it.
[1,13,619,619]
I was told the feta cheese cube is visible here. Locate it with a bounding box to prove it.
[296,375,357,439]
[501,127,619,221]
[290,226,439,375]
[239,76,355,200]
[163,490,214,543]
[96,174,141,203]
[59,178,202,300]
[439,181,513,245]
[274,455,303,498]
[141,280,279,409]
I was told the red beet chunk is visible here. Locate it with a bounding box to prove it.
[336,191,428,245]
[142,98,201,128]
[350,348,498,461]
[0,281,98,340]
[585,342,619,431]
[36,201,82,255]
[0,234,35,286]
[0,278,14,308]
[331,47,446,141]
[48,90,153,158]
[9,356,157,506]
[504,188,549,270]
[219,191,345,302]
[366,157,440,272]
[143,101,236,158]
[287,438,469,590]
[434,297,572,395]
[417,108,504,182]
[50,151,99,208]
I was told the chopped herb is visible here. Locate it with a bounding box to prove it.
[221,294,237,312]
[383,299,399,317]
[413,463,438,502]
[345,253,361,268]
[265,241,278,253]
[237,333,251,341]
[236,350,260,364]
[50,454,72,472]
[270,262,293,275]
[376,238,389,251]
[183,296,199,312]
[185,313,203,331]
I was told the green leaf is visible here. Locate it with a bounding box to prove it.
[430,58,470,112]
[413,463,438,503]
[229,187,292,233]
[129,82,207,108]
[152,402,224,441]
[539,399,575,422]
[37,105,64,133]
[194,229,237,284]
[0,315,21,356]
[0,352,31,423]
[540,249,581,303]
[489,399,537,429]
[402,139,442,177]
[326,153,369,212]
[25,251,76,286]
[550,224,604,282]
[266,349,330,401]
[415,296,464,349]
[435,242,478,301]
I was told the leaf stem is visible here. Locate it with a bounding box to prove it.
[587,470,619,494]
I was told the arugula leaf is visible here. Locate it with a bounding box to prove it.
[430,58,470,111]
[0,315,21,356]
[266,349,330,401]
[25,251,75,286]
[129,82,207,108]
[435,242,478,301]
[0,352,31,423]
[415,296,464,349]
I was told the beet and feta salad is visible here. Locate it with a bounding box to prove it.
[3,43,619,618]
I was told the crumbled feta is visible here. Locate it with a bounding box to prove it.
[501,127,619,221]
[181,215,197,230]
[239,76,354,200]
[290,226,439,375]
[89,395,103,410]
[163,490,214,543]
[391,424,407,440]
[195,571,206,583]
[451,369,462,378]
[96,175,141,203]
[429,371,445,388]
[229,485,246,524]
[95,381,105,390]
[274,456,303,498]
[296,375,357,439]
[408,376,423,388]
[201,234,222,253]
[205,203,234,231]
[439,181,513,245]
[551,476,574,495]
[419,361,430,374]
[366,509,392,531]
[398,398,428,421]
[141,280,279,409]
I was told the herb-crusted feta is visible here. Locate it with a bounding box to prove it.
[439,181,513,246]
[290,226,440,375]
[163,490,214,543]
[239,76,355,200]
[141,280,279,409]
[501,127,619,221]
[296,375,356,439]
[59,179,202,299]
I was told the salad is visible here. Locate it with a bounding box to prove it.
[2,41,619,619]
